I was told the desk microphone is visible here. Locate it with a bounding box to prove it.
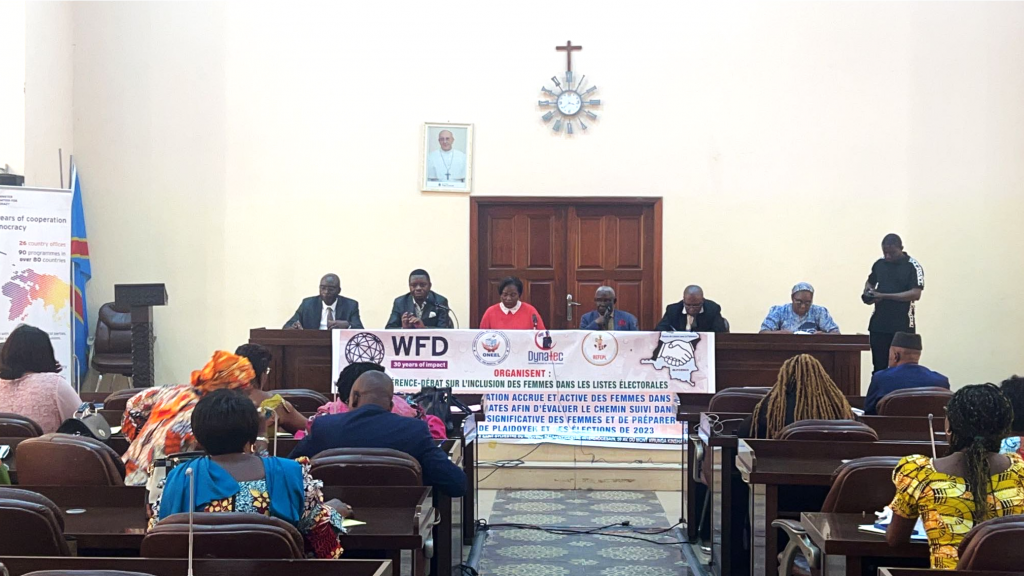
[186,467,195,576]
[427,295,459,329]
[532,314,538,330]
[927,413,937,460]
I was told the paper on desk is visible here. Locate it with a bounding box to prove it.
[860,507,927,540]
[342,519,366,528]
[110,426,121,435]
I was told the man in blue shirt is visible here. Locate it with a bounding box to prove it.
[579,286,639,331]
[863,332,949,414]
[759,282,840,334]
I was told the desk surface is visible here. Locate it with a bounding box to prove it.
[0,556,392,576]
[736,440,941,485]
[801,512,929,559]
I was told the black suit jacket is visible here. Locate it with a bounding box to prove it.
[284,295,363,330]
[655,298,728,332]
[386,292,451,329]
[289,404,466,497]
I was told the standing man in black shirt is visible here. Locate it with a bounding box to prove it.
[863,233,925,373]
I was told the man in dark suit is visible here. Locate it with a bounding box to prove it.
[655,285,728,332]
[385,269,451,329]
[283,273,363,330]
[289,371,466,497]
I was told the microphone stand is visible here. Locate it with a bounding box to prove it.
[927,413,937,460]
[186,467,195,576]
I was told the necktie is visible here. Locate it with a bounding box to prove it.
[327,308,334,323]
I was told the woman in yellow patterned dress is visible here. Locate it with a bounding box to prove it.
[887,383,1024,569]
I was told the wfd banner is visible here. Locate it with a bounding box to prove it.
[0,187,74,379]
[332,329,715,444]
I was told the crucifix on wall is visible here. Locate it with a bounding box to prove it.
[538,40,601,134]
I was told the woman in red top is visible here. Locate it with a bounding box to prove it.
[479,276,546,330]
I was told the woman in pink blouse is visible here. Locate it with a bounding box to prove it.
[0,324,82,433]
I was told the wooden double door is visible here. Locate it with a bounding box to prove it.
[470,197,662,330]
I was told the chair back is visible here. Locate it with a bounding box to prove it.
[93,303,132,355]
[310,447,422,486]
[821,456,901,513]
[0,488,70,556]
[0,413,44,437]
[273,389,329,413]
[708,387,771,413]
[876,387,953,417]
[957,515,1024,570]
[17,434,125,486]
[91,303,133,377]
[101,388,142,413]
[778,419,879,442]
[142,512,304,559]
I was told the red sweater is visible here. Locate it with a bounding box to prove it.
[479,302,546,330]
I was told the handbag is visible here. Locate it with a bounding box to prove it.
[56,403,112,442]
[408,386,472,436]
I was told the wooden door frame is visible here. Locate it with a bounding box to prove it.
[469,196,663,328]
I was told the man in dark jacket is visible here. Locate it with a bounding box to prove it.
[655,285,728,332]
[385,269,451,329]
[284,273,363,330]
[289,371,466,497]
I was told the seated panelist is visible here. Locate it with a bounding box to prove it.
[579,286,638,331]
[284,273,363,330]
[386,269,451,329]
[289,371,466,497]
[479,276,546,330]
[655,285,728,332]
[759,282,840,334]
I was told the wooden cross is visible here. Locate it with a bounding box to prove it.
[556,40,582,72]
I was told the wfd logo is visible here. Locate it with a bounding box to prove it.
[390,335,449,356]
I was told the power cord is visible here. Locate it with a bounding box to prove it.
[477,444,544,483]
[479,519,687,545]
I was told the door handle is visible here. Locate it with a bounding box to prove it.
[566,294,581,324]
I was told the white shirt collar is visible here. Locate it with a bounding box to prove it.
[322,299,337,312]
[500,301,522,315]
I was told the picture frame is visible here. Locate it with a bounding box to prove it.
[421,122,473,193]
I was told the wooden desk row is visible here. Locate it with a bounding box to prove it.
[678,409,947,576]
[0,557,393,576]
[0,425,476,576]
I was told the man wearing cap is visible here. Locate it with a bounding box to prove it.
[759,282,840,334]
[863,332,949,414]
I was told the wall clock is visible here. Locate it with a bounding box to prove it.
[539,41,600,134]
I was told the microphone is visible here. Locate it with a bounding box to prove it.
[532,314,538,330]
[427,294,459,329]
[186,467,195,576]
[927,413,937,460]
[273,411,280,457]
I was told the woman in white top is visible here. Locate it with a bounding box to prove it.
[0,324,82,433]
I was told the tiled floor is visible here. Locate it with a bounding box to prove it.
[475,489,691,576]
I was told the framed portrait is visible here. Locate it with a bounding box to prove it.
[421,122,473,193]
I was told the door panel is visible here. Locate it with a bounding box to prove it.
[473,199,660,331]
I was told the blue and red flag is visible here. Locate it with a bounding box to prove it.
[70,163,91,381]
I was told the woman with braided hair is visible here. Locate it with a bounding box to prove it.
[737,354,854,439]
[887,383,1024,569]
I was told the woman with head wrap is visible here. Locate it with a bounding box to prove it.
[121,350,258,486]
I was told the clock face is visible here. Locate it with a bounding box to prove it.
[556,91,583,116]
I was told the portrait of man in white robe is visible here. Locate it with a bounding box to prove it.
[422,124,473,192]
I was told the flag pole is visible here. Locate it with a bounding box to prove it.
[69,159,79,392]
[59,149,64,189]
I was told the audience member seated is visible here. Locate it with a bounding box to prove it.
[0,324,82,434]
[154,389,346,558]
[479,276,546,330]
[887,383,1024,569]
[234,343,307,434]
[864,331,949,414]
[290,371,466,497]
[736,354,854,439]
[999,375,1024,457]
[122,350,259,486]
[296,362,446,440]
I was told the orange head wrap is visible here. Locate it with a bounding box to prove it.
[190,350,255,394]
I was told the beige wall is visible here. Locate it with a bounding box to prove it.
[21,1,1024,390]
[24,1,75,188]
[0,1,26,175]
